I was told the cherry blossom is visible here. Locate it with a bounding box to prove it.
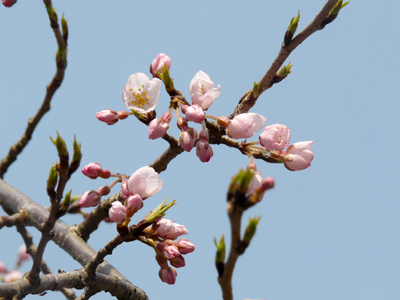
[189,71,220,110]
[122,73,161,113]
[150,53,172,78]
[259,124,291,151]
[224,113,267,139]
[79,190,101,208]
[283,141,314,171]
[81,162,103,179]
[109,201,126,224]
[95,109,119,125]
[127,166,163,200]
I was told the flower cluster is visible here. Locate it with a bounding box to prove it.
[147,218,195,285]
[259,124,314,171]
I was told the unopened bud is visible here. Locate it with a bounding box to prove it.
[99,169,111,179]
[243,216,261,245]
[97,185,111,196]
[118,111,129,120]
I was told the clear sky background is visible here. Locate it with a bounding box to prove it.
[1,1,399,300]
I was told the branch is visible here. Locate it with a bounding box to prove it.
[0,0,67,179]
[0,179,148,300]
[149,133,184,173]
[229,0,341,118]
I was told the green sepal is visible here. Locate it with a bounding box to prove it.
[56,47,67,63]
[214,235,226,263]
[46,5,58,22]
[50,132,68,158]
[145,198,177,223]
[228,168,255,202]
[61,13,68,42]
[243,216,261,245]
[329,0,349,16]
[159,63,175,92]
[252,82,259,98]
[47,162,58,190]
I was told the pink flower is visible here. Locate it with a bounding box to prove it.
[122,73,161,113]
[95,109,119,125]
[179,128,197,152]
[128,166,163,200]
[157,242,181,260]
[283,141,314,171]
[81,162,103,179]
[150,53,172,78]
[79,190,101,208]
[169,254,185,268]
[4,270,23,283]
[2,0,17,7]
[16,245,30,267]
[259,124,291,151]
[148,112,172,140]
[120,179,130,200]
[153,218,175,237]
[185,104,205,123]
[0,261,7,274]
[196,127,213,162]
[109,201,126,224]
[164,222,189,240]
[226,113,267,139]
[247,172,275,202]
[189,71,221,110]
[175,238,195,254]
[126,194,143,213]
[159,267,177,285]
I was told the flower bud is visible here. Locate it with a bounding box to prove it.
[259,124,291,151]
[169,254,186,268]
[81,162,102,179]
[17,245,30,267]
[226,113,267,139]
[97,185,111,196]
[117,110,129,120]
[95,109,119,125]
[283,141,314,171]
[99,169,111,179]
[159,267,177,285]
[126,194,143,213]
[150,53,172,78]
[175,238,195,254]
[196,141,213,163]
[148,117,170,140]
[179,128,197,152]
[2,0,17,8]
[185,104,205,123]
[79,190,101,208]
[109,201,126,224]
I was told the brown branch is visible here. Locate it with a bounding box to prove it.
[0,211,28,229]
[0,0,67,179]
[0,179,148,300]
[149,133,184,174]
[229,0,341,118]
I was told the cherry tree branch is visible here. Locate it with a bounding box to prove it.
[229,0,342,118]
[0,179,148,300]
[0,0,67,179]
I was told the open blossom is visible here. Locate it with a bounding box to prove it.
[109,201,126,224]
[283,141,314,171]
[122,73,161,113]
[128,166,163,200]
[150,53,172,78]
[224,113,267,139]
[259,124,290,151]
[189,71,220,110]
[95,109,119,125]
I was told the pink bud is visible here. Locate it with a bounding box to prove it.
[148,117,170,140]
[196,141,213,163]
[259,124,291,151]
[159,267,177,285]
[164,222,189,240]
[226,113,267,139]
[95,109,119,125]
[157,242,181,260]
[109,201,126,224]
[185,104,205,123]
[283,141,314,171]
[150,53,172,78]
[126,194,143,213]
[169,254,186,268]
[154,218,175,237]
[117,111,129,120]
[174,238,195,254]
[0,261,7,274]
[17,245,30,267]
[99,169,111,179]
[79,190,101,208]
[179,128,198,152]
[120,179,130,200]
[2,0,17,7]
[81,162,102,179]
[4,270,23,283]
[97,185,111,196]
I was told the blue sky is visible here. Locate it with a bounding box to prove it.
[1,1,399,300]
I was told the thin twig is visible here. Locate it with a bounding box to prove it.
[229,0,341,118]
